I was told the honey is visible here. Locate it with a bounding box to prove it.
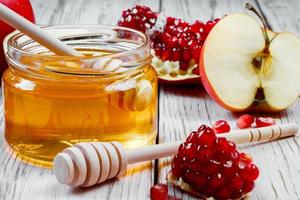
[3,26,157,168]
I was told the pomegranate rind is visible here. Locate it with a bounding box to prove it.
[167,172,249,200]
[151,56,201,84]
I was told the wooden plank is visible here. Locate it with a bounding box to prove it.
[158,0,300,200]
[255,0,300,33]
[0,0,159,199]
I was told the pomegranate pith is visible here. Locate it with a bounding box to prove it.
[169,125,259,199]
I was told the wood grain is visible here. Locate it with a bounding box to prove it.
[0,1,159,200]
[158,1,300,200]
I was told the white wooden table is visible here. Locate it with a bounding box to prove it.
[1,0,300,199]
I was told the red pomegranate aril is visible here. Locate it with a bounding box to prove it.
[178,38,188,48]
[227,140,237,152]
[192,67,199,75]
[215,137,229,152]
[150,183,168,200]
[119,6,222,81]
[186,131,199,143]
[192,47,201,60]
[209,173,224,189]
[171,163,181,178]
[237,114,255,129]
[222,161,235,177]
[118,5,157,32]
[212,120,231,134]
[241,164,260,182]
[179,61,189,70]
[193,174,207,188]
[255,117,276,128]
[169,124,259,199]
[205,19,219,32]
[198,147,213,159]
[197,125,216,147]
[240,152,253,165]
[216,187,231,199]
[162,32,171,43]
[243,181,255,193]
[161,50,170,61]
[171,49,181,61]
[169,37,178,48]
[230,189,243,199]
[230,174,244,191]
[229,150,240,161]
[182,50,191,61]
[184,143,197,160]
[204,160,220,175]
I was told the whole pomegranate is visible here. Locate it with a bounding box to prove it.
[0,0,35,75]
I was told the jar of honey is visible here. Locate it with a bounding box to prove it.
[3,25,158,168]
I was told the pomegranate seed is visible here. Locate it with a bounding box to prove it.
[171,49,180,61]
[209,173,224,188]
[193,174,207,188]
[230,189,243,199]
[186,131,198,143]
[197,125,216,147]
[182,50,191,61]
[230,174,243,190]
[179,61,189,70]
[161,50,170,61]
[241,164,260,181]
[169,124,259,199]
[240,152,253,164]
[212,120,231,134]
[216,187,231,199]
[118,5,157,32]
[215,137,229,152]
[243,181,255,193]
[192,67,199,75]
[227,140,236,152]
[255,117,275,127]
[150,183,168,200]
[236,114,255,129]
[119,7,221,74]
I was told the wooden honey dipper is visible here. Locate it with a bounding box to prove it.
[54,123,298,187]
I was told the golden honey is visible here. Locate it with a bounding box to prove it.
[3,26,157,168]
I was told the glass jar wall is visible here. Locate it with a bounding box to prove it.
[3,25,158,167]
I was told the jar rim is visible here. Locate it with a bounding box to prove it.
[5,24,151,60]
[4,25,152,78]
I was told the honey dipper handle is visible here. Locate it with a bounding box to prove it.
[0,4,81,56]
[223,123,298,144]
[126,142,181,164]
[126,124,298,164]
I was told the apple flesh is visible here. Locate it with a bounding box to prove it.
[0,0,35,75]
[200,13,300,111]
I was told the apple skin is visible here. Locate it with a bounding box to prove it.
[0,0,35,76]
[199,28,279,112]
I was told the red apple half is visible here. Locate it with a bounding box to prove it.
[200,13,300,112]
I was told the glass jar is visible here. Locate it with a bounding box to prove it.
[3,25,158,168]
